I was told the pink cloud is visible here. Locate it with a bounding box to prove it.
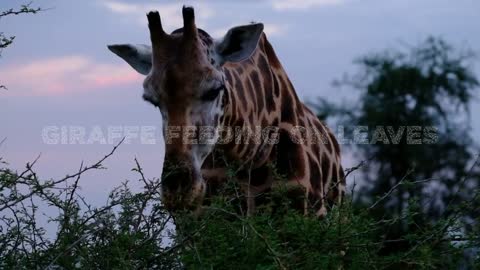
[0,56,143,96]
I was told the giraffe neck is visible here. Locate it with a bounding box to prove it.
[205,33,345,216]
[218,34,303,165]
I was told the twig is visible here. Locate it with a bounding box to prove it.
[0,138,125,212]
[0,2,42,18]
[444,153,480,213]
[344,159,369,180]
[133,157,161,231]
[46,230,95,269]
[205,206,287,269]
[0,137,6,148]
[368,168,414,210]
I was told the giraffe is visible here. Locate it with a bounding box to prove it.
[108,7,345,217]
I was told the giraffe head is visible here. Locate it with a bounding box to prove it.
[108,7,263,211]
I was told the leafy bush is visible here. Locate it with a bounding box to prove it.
[176,180,477,269]
[1,143,478,269]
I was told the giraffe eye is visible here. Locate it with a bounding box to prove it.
[201,85,224,101]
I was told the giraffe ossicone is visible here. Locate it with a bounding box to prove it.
[108,6,345,216]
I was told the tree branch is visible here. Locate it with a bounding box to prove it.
[0,2,41,19]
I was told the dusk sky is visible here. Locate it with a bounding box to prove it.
[1,0,479,205]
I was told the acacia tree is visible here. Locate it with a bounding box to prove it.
[315,37,480,250]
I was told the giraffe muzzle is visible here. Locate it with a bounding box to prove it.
[161,158,205,212]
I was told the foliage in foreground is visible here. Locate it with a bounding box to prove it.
[0,143,479,269]
[178,181,479,270]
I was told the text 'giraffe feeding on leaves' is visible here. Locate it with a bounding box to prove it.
[108,6,345,217]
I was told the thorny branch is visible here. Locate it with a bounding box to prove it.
[0,2,41,18]
[0,138,183,268]
[368,168,415,210]
[0,138,125,212]
[0,2,42,50]
[204,206,287,270]
[0,145,478,268]
[1,2,44,90]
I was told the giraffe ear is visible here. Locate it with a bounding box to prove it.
[107,44,152,75]
[215,23,264,65]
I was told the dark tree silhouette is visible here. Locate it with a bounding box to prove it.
[314,37,480,252]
